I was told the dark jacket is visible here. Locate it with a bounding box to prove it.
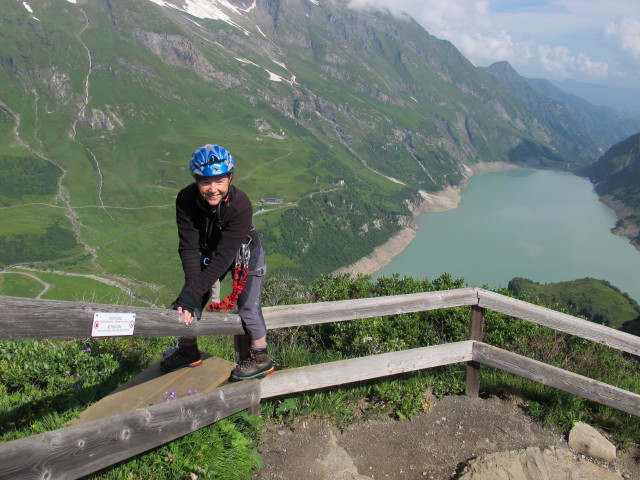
[174,183,259,308]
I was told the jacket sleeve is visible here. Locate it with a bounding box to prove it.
[176,189,203,286]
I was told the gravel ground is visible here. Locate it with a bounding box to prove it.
[253,395,639,480]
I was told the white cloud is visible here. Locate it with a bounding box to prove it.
[536,45,608,78]
[605,17,640,59]
[455,30,526,65]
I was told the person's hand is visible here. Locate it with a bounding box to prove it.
[176,306,194,325]
[170,288,202,324]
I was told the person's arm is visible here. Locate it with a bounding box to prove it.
[176,195,202,285]
[172,187,205,324]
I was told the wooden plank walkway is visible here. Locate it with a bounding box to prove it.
[68,354,235,425]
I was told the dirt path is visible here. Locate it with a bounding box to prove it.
[254,395,639,479]
[0,271,50,298]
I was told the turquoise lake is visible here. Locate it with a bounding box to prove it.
[375,168,640,303]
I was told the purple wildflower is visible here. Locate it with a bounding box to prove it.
[164,391,178,401]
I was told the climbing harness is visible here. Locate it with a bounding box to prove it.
[206,242,251,312]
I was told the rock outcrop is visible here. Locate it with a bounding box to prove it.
[456,445,622,480]
[568,421,617,462]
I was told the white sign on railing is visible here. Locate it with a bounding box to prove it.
[91,312,136,337]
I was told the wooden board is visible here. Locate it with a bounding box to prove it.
[260,341,475,398]
[0,288,479,339]
[2,381,260,480]
[473,342,640,417]
[477,289,640,356]
[68,353,236,424]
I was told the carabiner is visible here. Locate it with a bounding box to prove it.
[236,242,251,268]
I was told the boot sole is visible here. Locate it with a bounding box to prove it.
[159,359,203,373]
[229,365,275,382]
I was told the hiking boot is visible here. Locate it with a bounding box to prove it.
[230,347,275,381]
[159,346,202,373]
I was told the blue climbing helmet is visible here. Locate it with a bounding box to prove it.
[189,144,235,179]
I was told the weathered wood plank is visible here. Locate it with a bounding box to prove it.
[469,306,485,342]
[477,289,640,356]
[472,342,640,417]
[0,288,479,340]
[3,286,640,480]
[263,287,478,329]
[0,296,244,339]
[259,341,475,398]
[0,381,260,480]
[68,355,235,425]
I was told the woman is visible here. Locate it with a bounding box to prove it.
[160,144,273,381]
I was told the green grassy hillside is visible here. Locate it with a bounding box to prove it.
[590,133,640,211]
[507,277,640,328]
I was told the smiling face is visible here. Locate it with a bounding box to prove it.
[197,174,232,207]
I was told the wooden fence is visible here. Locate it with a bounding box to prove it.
[0,287,639,479]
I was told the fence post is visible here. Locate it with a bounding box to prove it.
[234,334,250,364]
[465,305,485,397]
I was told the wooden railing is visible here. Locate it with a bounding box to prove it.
[0,287,639,479]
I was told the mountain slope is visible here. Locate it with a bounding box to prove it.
[484,62,640,164]
[1,0,635,301]
[551,79,640,117]
[589,132,640,249]
[526,76,640,151]
[507,277,640,328]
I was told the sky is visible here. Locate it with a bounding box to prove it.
[347,0,640,89]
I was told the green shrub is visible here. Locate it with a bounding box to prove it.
[87,412,264,480]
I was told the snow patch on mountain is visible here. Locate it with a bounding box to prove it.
[235,57,296,85]
[19,0,40,21]
[19,0,75,16]
[146,0,254,34]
